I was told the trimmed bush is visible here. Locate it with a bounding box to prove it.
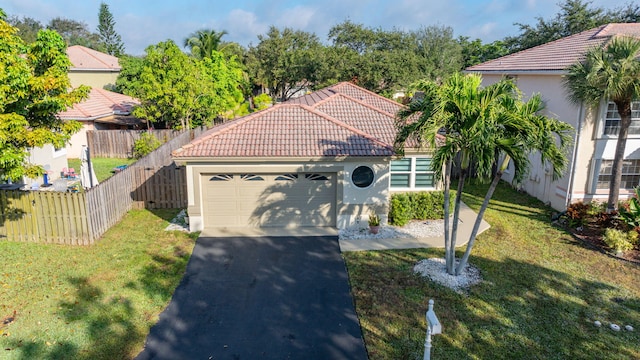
[388,191,454,226]
[389,193,412,226]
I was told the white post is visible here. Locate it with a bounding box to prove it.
[424,299,441,360]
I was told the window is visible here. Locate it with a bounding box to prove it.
[596,159,640,190]
[390,157,434,189]
[275,174,298,181]
[210,174,233,181]
[305,174,329,181]
[240,174,264,181]
[351,166,374,188]
[603,101,640,136]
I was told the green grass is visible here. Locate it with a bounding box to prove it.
[345,181,640,360]
[67,157,137,182]
[0,209,198,359]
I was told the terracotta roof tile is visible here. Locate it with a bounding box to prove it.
[174,104,394,158]
[173,82,423,159]
[67,45,121,71]
[58,88,139,120]
[467,23,640,72]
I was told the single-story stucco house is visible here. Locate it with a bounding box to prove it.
[467,23,640,211]
[173,82,435,231]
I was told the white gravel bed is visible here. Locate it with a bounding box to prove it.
[413,257,482,293]
[338,219,449,240]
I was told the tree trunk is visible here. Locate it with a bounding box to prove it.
[455,155,509,275]
[607,101,632,212]
[448,168,466,275]
[443,160,452,270]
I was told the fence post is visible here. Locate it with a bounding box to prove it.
[424,299,442,360]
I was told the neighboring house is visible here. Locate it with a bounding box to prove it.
[67,45,121,89]
[58,88,141,158]
[24,46,139,186]
[173,82,434,231]
[466,23,640,211]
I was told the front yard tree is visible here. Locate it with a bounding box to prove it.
[97,2,125,56]
[564,36,640,212]
[396,73,572,275]
[0,18,88,181]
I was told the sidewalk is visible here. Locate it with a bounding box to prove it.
[338,202,490,252]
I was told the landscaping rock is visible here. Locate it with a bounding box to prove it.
[625,325,634,332]
[594,320,602,327]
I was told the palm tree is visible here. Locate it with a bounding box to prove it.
[564,36,640,212]
[396,73,573,276]
[183,29,228,59]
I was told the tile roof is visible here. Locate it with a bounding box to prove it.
[174,104,394,158]
[467,23,640,72]
[67,45,121,71]
[173,81,440,159]
[58,88,139,120]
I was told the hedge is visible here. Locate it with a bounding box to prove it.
[388,191,455,226]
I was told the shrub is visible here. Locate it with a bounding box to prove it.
[618,186,640,229]
[253,93,273,111]
[133,132,162,159]
[564,202,590,228]
[368,213,380,226]
[388,191,454,226]
[389,193,412,226]
[603,228,638,254]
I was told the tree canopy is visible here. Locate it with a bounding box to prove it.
[247,26,325,102]
[124,40,244,130]
[0,18,89,181]
[97,2,125,56]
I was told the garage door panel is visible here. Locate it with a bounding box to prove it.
[203,172,335,228]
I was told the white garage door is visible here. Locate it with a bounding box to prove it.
[202,173,336,228]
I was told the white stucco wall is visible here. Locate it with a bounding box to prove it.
[180,158,390,231]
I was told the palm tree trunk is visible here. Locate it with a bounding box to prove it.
[443,160,452,269]
[455,155,509,275]
[607,105,632,212]
[448,168,466,275]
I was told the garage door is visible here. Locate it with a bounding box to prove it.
[202,173,336,228]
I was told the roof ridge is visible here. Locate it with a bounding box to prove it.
[467,25,608,70]
[74,45,117,69]
[313,92,396,119]
[330,81,402,109]
[179,105,285,150]
[298,104,394,151]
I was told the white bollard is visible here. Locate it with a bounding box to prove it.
[424,299,442,360]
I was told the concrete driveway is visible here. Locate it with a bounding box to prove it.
[136,235,368,360]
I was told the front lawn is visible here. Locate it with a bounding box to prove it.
[67,157,137,182]
[0,209,197,359]
[345,182,640,359]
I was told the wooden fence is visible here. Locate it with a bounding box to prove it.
[87,129,184,158]
[0,126,208,245]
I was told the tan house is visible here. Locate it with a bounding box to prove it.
[24,46,139,186]
[467,23,640,211]
[173,82,435,231]
[67,45,121,89]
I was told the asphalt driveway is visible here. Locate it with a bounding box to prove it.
[136,235,368,360]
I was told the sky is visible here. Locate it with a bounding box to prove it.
[2,0,634,55]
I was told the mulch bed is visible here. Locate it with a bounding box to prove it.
[565,221,640,265]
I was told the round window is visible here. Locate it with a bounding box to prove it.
[352,166,374,188]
